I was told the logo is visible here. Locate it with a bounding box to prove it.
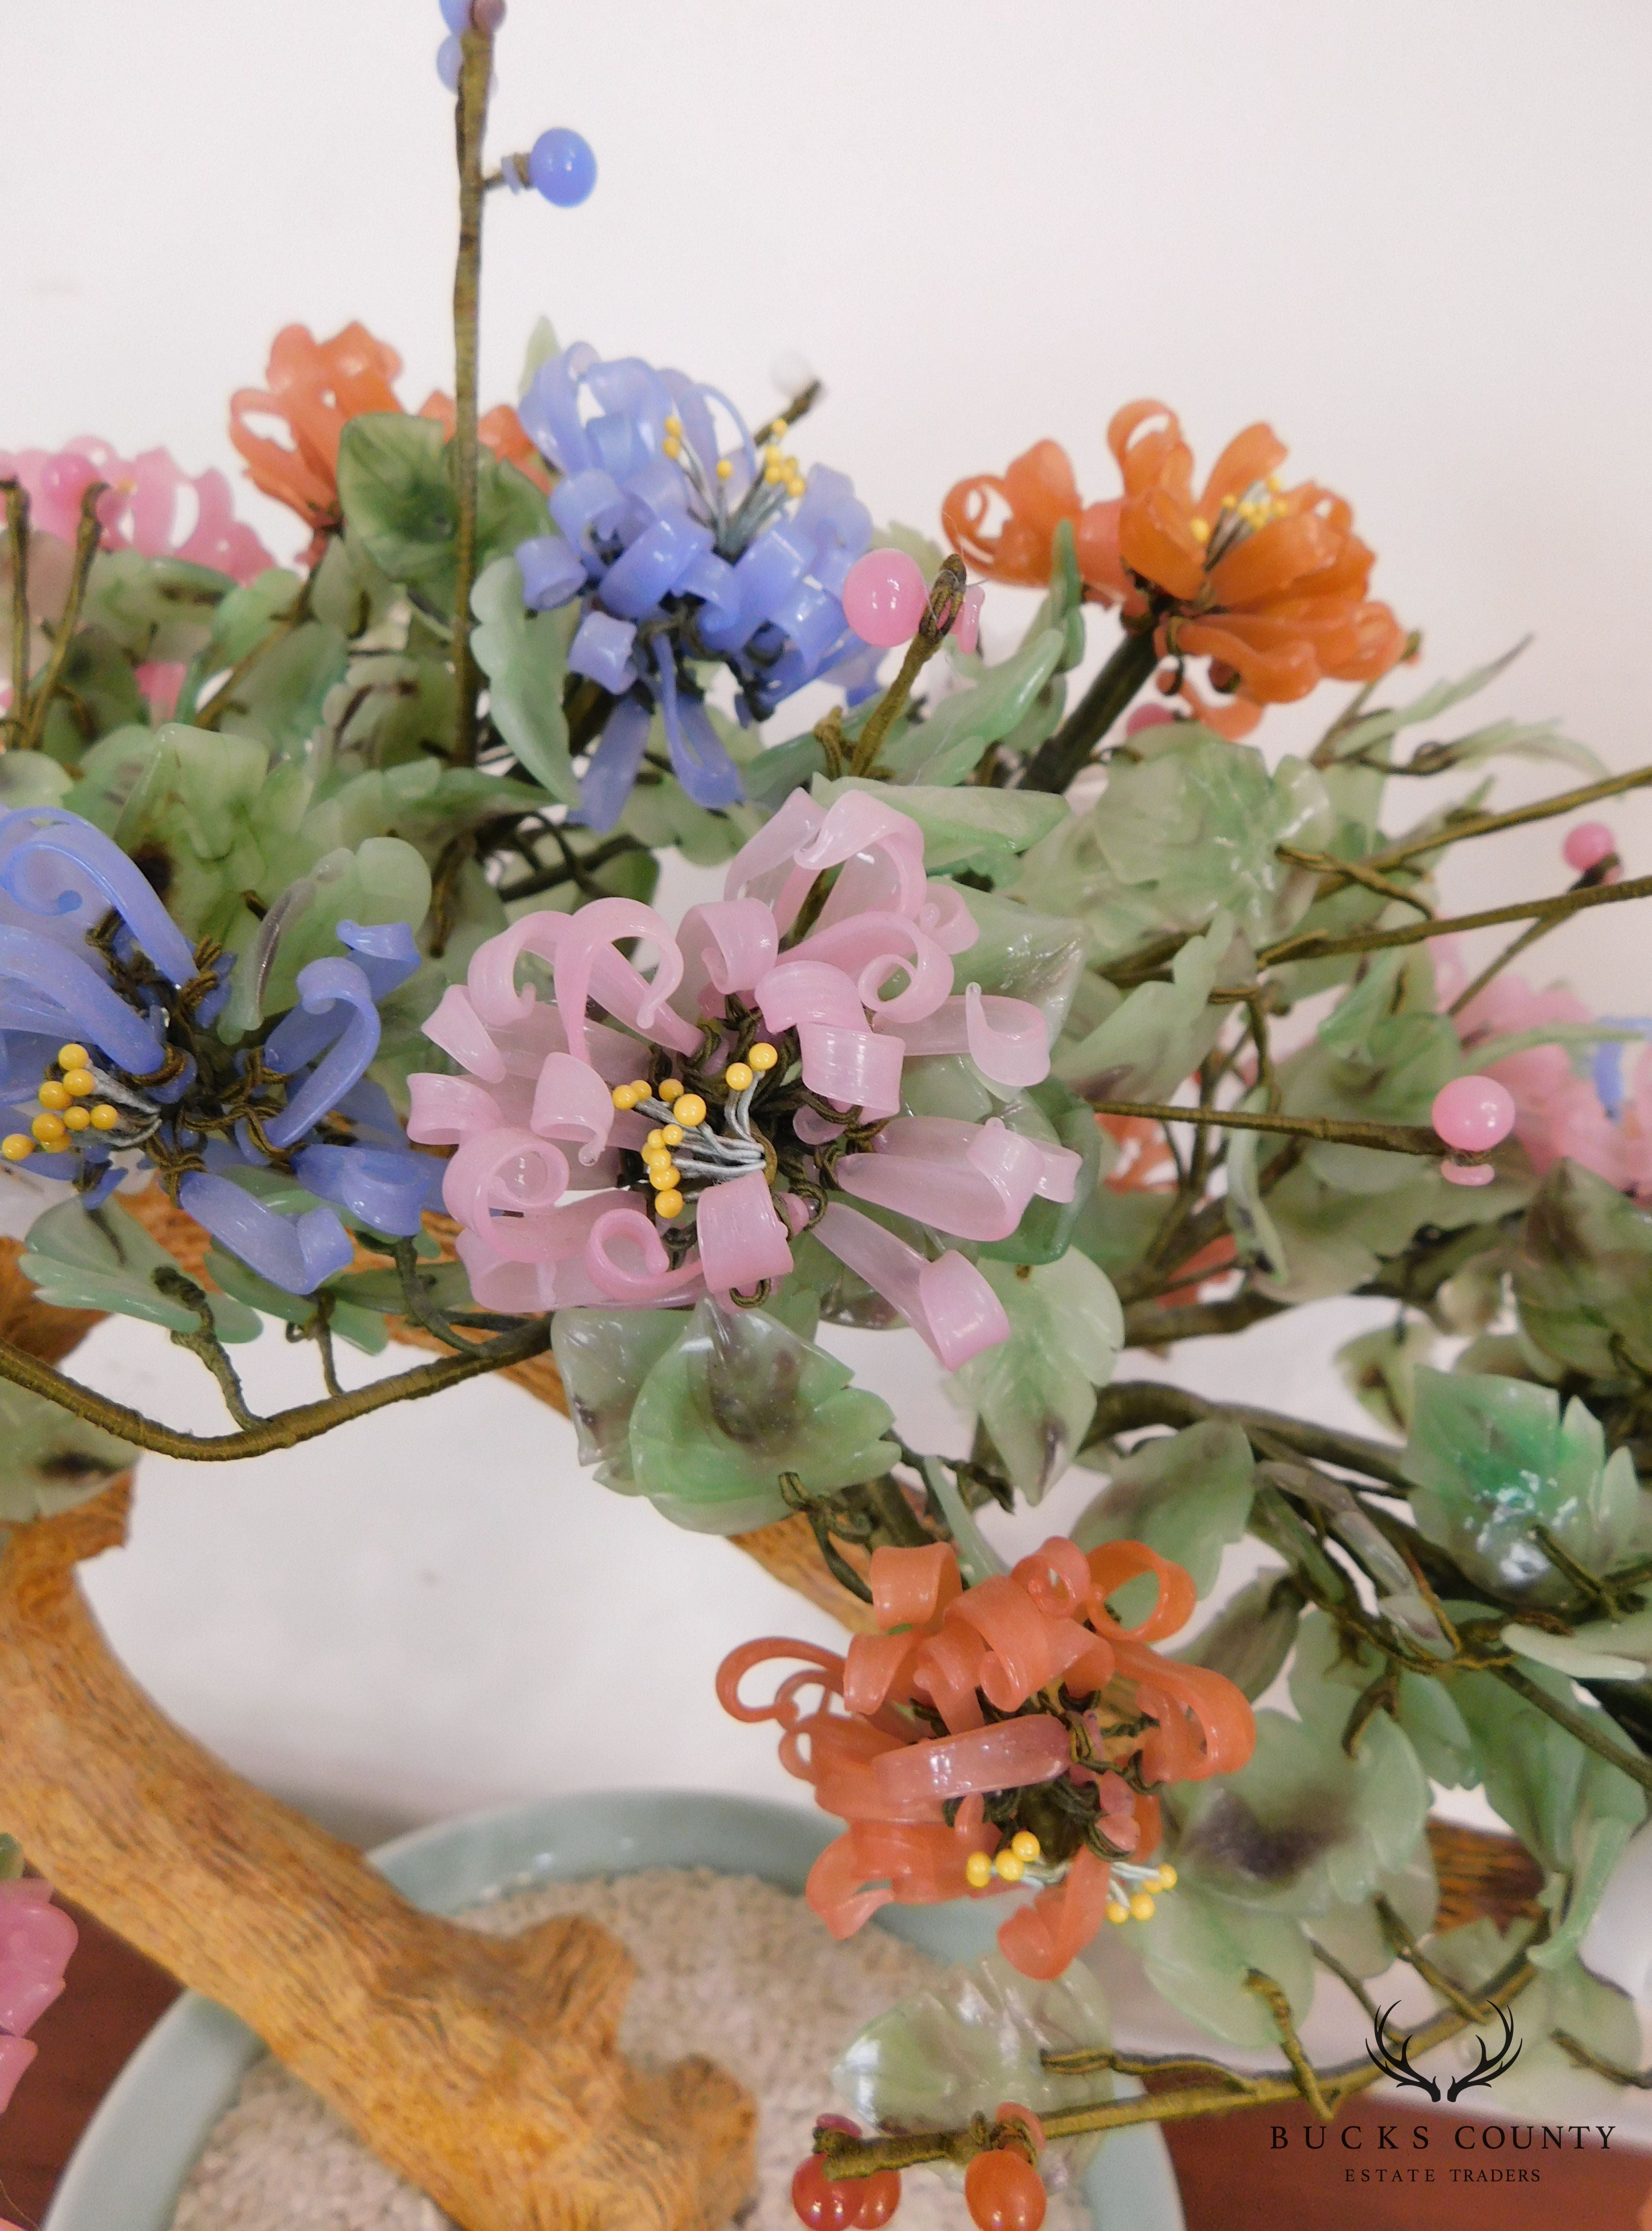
[1366,2002,1522,2103]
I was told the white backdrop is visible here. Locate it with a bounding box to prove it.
[1,1,1649,1838]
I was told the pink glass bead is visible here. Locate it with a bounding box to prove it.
[1563,821,1618,875]
[1124,703,1175,737]
[1432,1076,1516,1154]
[954,584,985,654]
[842,550,927,648]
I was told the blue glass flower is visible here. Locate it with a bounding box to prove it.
[0,809,442,1295]
[513,343,877,831]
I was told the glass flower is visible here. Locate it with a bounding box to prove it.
[406,790,1080,1364]
[944,404,1405,739]
[719,1533,1254,1979]
[1447,960,1652,1197]
[0,438,272,586]
[0,1877,76,2115]
[0,808,439,1292]
[229,321,547,554]
[511,342,877,827]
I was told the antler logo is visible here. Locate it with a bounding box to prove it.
[1444,2002,1522,2101]
[1364,2002,1522,2104]
[1366,2005,1441,2100]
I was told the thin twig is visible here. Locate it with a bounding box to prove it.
[2,478,30,737]
[1258,869,1652,970]
[1309,1939,1383,2026]
[1277,843,1434,918]
[849,557,968,777]
[17,482,106,754]
[819,1951,1539,2174]
[1448,913,1563,1018]
[194,568,317,732]
[0,1318,551,1462]
[449,19,496,767]
[1086,1095,1441,1159]
[1374,1894,1492,2023]
[1246,1970,1334,2119]
[155,1270,260,1431]
[1364,763,1652,877]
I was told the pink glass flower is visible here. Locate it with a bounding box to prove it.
[1445,958,1652,1198]
[0,1880,77,2039]
[0,439,273,585]
[407,792,1083,1366]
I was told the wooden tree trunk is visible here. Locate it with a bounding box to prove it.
[0,1478,753,2231]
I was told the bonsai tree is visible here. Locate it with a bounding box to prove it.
[2,8,1651,2228]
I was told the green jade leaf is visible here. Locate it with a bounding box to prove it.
[20,1198,260,1342]
[954,1253,1122,1501]
[1403,1366,1641,1605]
[1074,1420,1255,1595]
[628,1298,898,1532]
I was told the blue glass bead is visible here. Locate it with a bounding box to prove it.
[436,34,463,89]
[439,0,471,28]
[528,128,597,208]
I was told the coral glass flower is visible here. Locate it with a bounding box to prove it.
[229,322,546,550]
[407,791,1081,1365]
[719,1533,1253,1979]
[944,404,1405,737]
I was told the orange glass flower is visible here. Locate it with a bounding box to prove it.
[229,321,549,552]
[944,403,1404,735]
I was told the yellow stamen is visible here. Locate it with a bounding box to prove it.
[673,1094,707,1127]
[786,478,807,499]
[662,435,682,460]
[612,1085,640,1110]
[1010,1830,1041,1863]
[37,1081,70,1112]
[1105,1899,1130,1925]
[658,1077,685,1103]
[654,1188,684,1219]
[90,1104,120,1131]
[1189,517,1210,545]
[649,1163,681,1190]
[628,1078,651,1099]
[57,1043,90,1072]
[663,413,683,436]
[62,1067,96,1097]
[661,1123,684,1147]
[747,1042,779,1072]
[1156,1863,1178,1890]
[31,1113,66,1145]
[646,1129,665,1150]
[1,1135,34,1161]
[724,1061,754,1093]
[716,458,734,481]
[1129,1891,1157,1921]
[993,1850,1025,1885]
[964,1851,994,1890]
[62,1106,90,1131]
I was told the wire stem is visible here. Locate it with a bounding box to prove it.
[16,483,106,754]
[0,1317,550,1462]
[449,21,495,768]
[1259,868,1652,969]
[1,478,30,740]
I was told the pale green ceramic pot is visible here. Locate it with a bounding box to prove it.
[43,1789,1184,2231]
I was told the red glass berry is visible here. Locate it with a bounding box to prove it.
[965,2149,1048,2231]
[792,2154,858,2231]
[853,2169,903,2227]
